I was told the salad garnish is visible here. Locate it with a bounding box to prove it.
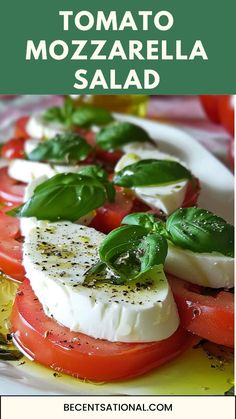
[96,121,151,150]
[43,97,113,128]
[26,133,92,163]
[113,159,192,187]
[123,208,234,257]
[8,171,115,222]
[86,223,168,285]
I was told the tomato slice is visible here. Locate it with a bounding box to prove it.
[14,116,30,139]
[0,211,25,281]
[168,275,234,348]
[90,190,134,233]
[1,138,26,160]
[11,279,191,382]
[0,167,25,204]
[182,177,200,208]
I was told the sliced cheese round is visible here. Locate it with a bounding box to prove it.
[165,242,234,288]
[8,159,82,183]
[23,221,179,342]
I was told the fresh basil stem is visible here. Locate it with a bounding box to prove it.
[96,224,168,281]
[7,171,115,222]
[113,159,192,187]
[96,121,151,151]
[27,133,92,163]
[166,207,234,257]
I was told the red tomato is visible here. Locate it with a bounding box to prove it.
[11,279,191,382]
[0,167,25,204]
[182,178,200,208]
[83,130,96,146]
[79,129,123,165]
[96,147,123,166]
[90,190,134,233]
[218,95,234,137]
[168,275,234,348]
[199,96,221,123]
[14,116,29,139]
[1,138,26,160]
[0,211,25,281]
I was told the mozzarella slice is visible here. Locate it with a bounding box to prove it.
[8,159,82,183]
[23,222,179,342]
[165,242,234,288]
[115,151,188,215]
[135,182,188,215]
[122,142,185,164]
[26,113,66,139]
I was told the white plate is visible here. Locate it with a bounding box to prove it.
[0,114,234,395]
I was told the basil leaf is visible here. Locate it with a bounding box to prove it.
[61,97,76,123]
[122,212,167,236]
[78,164,115,202]
[138,233,168,274]
[9,173,110,222]
[27,133,92,163]
[43,106,65,123]
[98,224,168,280]
[43,97,76,126]
[96,121,151,151]
[166,207,234,257]
[72,105,113,128]
[114,159,192,187]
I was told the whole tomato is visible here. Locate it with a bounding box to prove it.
[200,95,234,136]
[200,95,234,170]
[199,95,221,123]
[218,95,234,137]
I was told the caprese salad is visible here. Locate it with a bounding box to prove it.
[0,98,234,383]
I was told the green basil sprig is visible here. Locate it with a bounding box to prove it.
[71,105,114,128]
[96,121,151,151]
[26,133,92,163]
[113,159,192,188]
[43,97,113,128]
[43,97,75,126]
[122,208,234,257]
[8,172,115,222]
[88,225,168,283]
[166,208,234,257]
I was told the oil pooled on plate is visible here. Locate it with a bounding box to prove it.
[0,274,234,395]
